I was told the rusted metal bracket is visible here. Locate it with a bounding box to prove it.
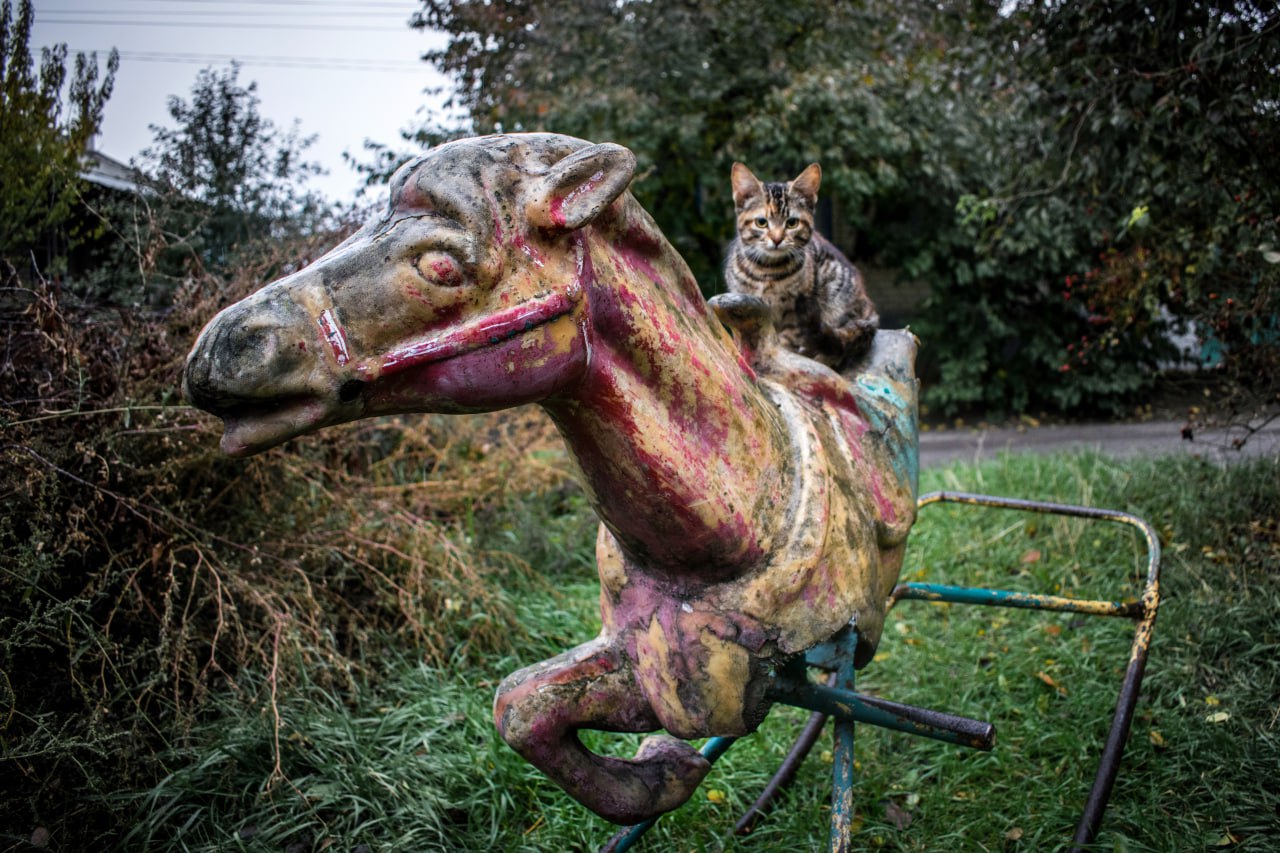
[601,491,1160,853]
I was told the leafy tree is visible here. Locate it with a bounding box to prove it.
[0,0,117,269]
[411,0,982,287]
[412,0,1277,422]
[136,62,331,276]
[928,0,1279,421]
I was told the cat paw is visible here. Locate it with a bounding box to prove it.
[710,292,771,334]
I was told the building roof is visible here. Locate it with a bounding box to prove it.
[81,149,144,194]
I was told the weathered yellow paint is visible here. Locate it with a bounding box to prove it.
[699,628,750,733]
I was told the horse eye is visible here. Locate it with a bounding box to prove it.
[414,253,463,287]
[754,217,768,228]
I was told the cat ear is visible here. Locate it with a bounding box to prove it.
[526,143,636,231]
[731,162,764,208]
[789,163,822,206]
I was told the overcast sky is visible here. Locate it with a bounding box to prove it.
[30,0,457,203]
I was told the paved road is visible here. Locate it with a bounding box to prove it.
[918,418,1280,468]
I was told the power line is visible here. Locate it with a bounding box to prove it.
[39,8,414,20]
[70,48,431,73]
[44,0,414,8]
[38,16,410,32]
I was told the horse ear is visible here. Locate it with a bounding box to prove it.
[789,163,822,206]
[731,162,763,209]
[527,143,636,231]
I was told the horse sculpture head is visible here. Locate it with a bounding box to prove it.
[184,134,636,456]
[184,133,919,825]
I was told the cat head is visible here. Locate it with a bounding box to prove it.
[730,162,821,260]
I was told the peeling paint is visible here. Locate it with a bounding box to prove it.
[317,309,350,366]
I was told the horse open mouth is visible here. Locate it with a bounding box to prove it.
[216,395,338,457]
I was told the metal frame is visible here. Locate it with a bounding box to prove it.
[603,491,1161,852]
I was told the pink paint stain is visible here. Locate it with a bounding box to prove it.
[430,257,463,285]
[867,466,897,524]
[510,233,546,268]
[380,290,578,376]
[548,195,567,228]
[613,242,664,289]
[549,169,607,228]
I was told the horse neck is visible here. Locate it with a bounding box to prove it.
[542,207,792,579]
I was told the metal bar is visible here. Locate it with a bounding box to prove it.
[829,639,856,853]
[1070,609,1156,850]
[733,709,829,835]
[893,581,1143,618]
[770,678,996,751]
[599,736,737,853]
[913,491,1162,850]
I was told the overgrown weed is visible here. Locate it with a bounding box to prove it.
[1,245,577,848]
[121,452,1279,851]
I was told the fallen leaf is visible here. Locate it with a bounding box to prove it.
[1206,711,1231,724]
[706,789,727,804]
[1211,830,1240,846]
[1149,730,1166,747]
[1037,671,1067,695]
[1021,549,1042,564]
[1205,695,1221,706]
[1005,827,1024,841]
[883,799,913,831]
[1044,624,1062,637]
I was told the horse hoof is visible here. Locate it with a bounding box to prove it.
[633,734,712,815]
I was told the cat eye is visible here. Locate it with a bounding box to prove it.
[786,217,800,228]
[754,217,768,228]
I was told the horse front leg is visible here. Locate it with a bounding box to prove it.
[493,635,713,824]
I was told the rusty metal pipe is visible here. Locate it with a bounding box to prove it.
[768,678,996,751]
[733,709,829,835]
[914,491,1162,850]
[1070,612,1155,851]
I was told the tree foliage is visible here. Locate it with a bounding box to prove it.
[936,0,1280,420]
[412,0,980,286]
[135,62,330,276]
[0,0,117,267]
[412,0,1277,421]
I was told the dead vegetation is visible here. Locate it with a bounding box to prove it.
[0,245,575,845]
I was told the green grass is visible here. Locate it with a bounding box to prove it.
[122,451,1279,852]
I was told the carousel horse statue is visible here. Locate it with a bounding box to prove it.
[183,133,919,825]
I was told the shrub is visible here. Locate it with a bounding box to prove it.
[0,239,575,848]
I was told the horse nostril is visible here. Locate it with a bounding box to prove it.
[338,379,366,403]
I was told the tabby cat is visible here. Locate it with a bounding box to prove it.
[723,161,878,370]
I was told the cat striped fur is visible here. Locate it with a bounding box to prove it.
[724,161,878,371]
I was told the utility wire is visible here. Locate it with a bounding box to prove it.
[65,48,430,73]
[130,51,424,72]
[44,0,413,8]
[39,17,409,32]
[42,9,412,19]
